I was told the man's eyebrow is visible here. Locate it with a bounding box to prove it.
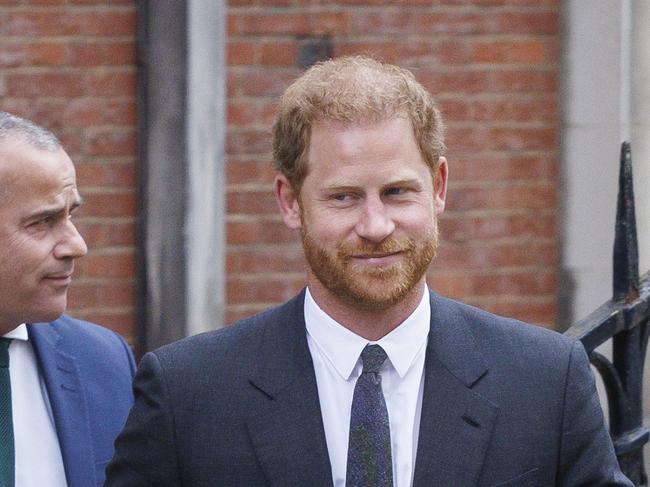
[20,205,65,224]
[382,177,422,187]
[20,197,83,224]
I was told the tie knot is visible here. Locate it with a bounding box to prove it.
[0,339,10,368]
[360,344,387,374]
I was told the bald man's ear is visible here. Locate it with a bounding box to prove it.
[274,174,302,229]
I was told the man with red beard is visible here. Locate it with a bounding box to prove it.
[107,57,630,486]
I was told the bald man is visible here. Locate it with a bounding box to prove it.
[0,111,135,487]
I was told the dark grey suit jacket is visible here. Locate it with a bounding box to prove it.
[106,290,631,486]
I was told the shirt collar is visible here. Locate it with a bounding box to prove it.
[3,323,28,341]
[305,285,430,380]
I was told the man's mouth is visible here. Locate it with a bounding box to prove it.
[43,272,73,284]
[352,251,404,265]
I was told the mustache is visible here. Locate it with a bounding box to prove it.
[337,238,415,258]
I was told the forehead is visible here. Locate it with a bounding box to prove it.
[306,117,428,180]
[0,138,77,209]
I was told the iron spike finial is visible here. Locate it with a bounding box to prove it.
[613,141,639,303]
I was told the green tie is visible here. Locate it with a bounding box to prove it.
[0,338,14,486]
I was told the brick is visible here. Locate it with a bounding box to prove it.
[67,0,133,4]
[227,246,305,274]
[226,158,276,185]
[67,309,136,342]
[226,128,272,155]
[471,271,556,296]
[97,280,136,308]
[85,129,136,156]
[439,96,557,123]
[260,41,297,66]
[311,11,350,35]
[470,39,557,65]
[75,220,136,248]
[491,69,557,93]
[445,184,556,212]
[336,41,436,67]
[227,219,298,246]
[440,213,556,242]
[446,126,557,152]
[226,306,268,324]
[228,68,300,97]
[83,70,136,96]
[67,280,135,309]
[332,0,557,4]
[434,241,557,269]
[348,11,558,36]
[450,154,554,182]
[464,298,557,327]
[228,100,265,127]
[76,250,135,278]
[0,10,135,37]
[54,130,84,158]
[227,190,277,215]
[4,99,66,129]
[5,72,85,97]
[419,69,490,95]
[0,43,65,67]
[62,98,136,127]
[429,270,555,300]
[229,0,294,6]
[71,10,137,37]
[229,13,311,36]
[67,282,100,309]
[76,162,136,188]
[227,276,306,305]
[78,192,137,217]
[228,41,258,65]
[424,68,557,95]
[66,41,136,67]
[0,0,66,5]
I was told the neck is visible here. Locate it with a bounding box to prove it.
[307,279,426,341]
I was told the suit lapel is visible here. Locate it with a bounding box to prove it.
[29,323,96,487]
[413,292,499,486]
[246,291,333,486]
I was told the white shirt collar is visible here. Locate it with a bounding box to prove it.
[305,285,430,380]
[3,323,28,341]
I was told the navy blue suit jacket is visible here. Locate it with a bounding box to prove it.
[106,290,630,486]
[29,315,136,486]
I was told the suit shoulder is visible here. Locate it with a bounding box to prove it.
[432,293,576,361]
[151,292,304,370]
[36,314,129,349]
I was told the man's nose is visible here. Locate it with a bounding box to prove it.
[54,221,88,260]
[354,197,395,243]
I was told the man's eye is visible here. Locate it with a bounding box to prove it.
[385,187,406,196]
[332,193,354,202]
[30,216,52,228]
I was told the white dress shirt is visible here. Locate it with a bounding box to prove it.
[305,285,430,487]
[3,325,68,487]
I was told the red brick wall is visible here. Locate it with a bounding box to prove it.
[227,0,560,327]
[0,0,138,341]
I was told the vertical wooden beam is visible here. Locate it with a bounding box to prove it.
[136,0,226,354]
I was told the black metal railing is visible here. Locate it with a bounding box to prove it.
[565,142,650,486]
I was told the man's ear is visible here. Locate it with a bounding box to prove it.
[274,174,302,229]
[434,156,448,214]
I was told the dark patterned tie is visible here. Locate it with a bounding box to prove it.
[0,338,14,487]
[346,344,393,487]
